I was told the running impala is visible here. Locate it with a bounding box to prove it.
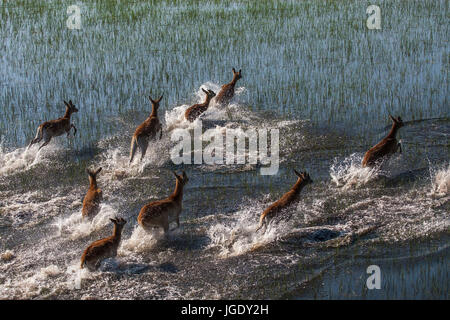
[129,95,163,163]
[256,170,313,233]
[362,115,404,167]
[80,217,127,271]
[82,167,103,219]
[28,100,78,150]
[184,88,216,122]
[138,171,189,233]
[215,68,242,105]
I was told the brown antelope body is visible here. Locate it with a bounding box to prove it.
[184,88,216,122]
[138,171,189,233]
[28,100,78,150]
[129,95,163,163]
[362,115,404,168]
[80,217,126,271]
[215,68,242,105]
[82,167,103,219]
[256,170,313,233]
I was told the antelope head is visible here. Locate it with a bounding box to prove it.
[232,67,242,81]
[149,94,163,115]
[64,100,78,115]
[86,167,102,187]
[110,217,127,234]
[293,169,313,184]
[173,170,189,186]
[389,114,404,128]
[202,88,216,100]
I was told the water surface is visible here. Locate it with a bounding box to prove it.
[0,0,448,299]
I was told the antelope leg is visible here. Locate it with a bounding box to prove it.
[38,137,52,150]
[170,217,180,231]
[139,138,149,160]
[28,137,41,149]
[162,218,169,234]
[71,124,77,136]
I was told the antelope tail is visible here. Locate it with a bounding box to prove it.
[129,136,138,164]
[27,125,43,149]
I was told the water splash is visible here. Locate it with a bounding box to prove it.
[165,82,247,132]
[0,264,63,298]
[206,200,300,257]
[97,138,171,179]
[0,191,79,227]
[66,262,97,291]
[53,203,119,240]
[330,153,380,189]
[0,139,64,176]
[429,163,450,197]
[119,225,164,255]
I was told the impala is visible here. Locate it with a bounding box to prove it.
[129,95,163,163]
[215,68,242,105]
[82,167,103,219]
[256,170,313,233]
[80,217,126,271]
[185,88,216,122]
[362,115,404,167]
[28,100,78,150]
[138,171,189,233]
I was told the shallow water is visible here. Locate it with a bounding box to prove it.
[0,0,448,299]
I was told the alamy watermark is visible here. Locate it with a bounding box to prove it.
[366,265,381,289]
[366,5,381,30]
[66,5,82,30]
[170,122,279,175]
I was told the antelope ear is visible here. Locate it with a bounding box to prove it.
[182,171,187,179]
[389,114,396,122]
[157,95,163,103]
[173,171,180,179]
[95,167,102,175]
[293,169,301,177]
[86,168,91,175]
[202,88,208,94]
[64,100,70,107]
[110,218,117,224]
[397,116,402,122]
[239,69,241,74]
[232,68,236,73]
[149,96,155,104]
